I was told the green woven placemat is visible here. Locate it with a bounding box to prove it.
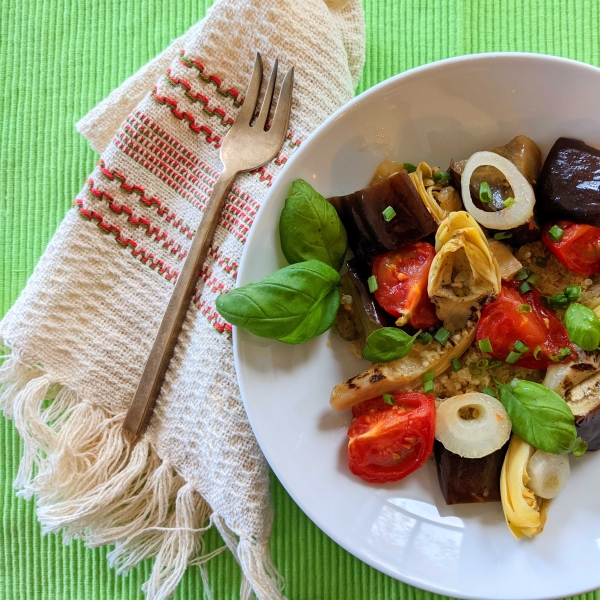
[2,0,600,598]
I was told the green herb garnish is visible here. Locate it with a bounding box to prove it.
[514,268,532,281]
[417,332,433,345]
[479,181,492,204]
[478,338,493,353]
[367,275,378,293]
[518,282,532,294]
[494,232,513,240]
[536,257,547,268]
[564,285,581,303]
[423,371,435,393]
[513,340,529,353]
[547,224,564,242]
[383,393,395,406]
[362,328,421,363]
[502,197,516,208]
[526,273,540,285]
[434,327,451,346]
[382,206,397,222]
[451,357,462,372]
[482,386,497,398]
[433,171,451,183]
[506,351,522,364]
[403,163,417,173]
[565,303,600,351]
[517,303,531,314]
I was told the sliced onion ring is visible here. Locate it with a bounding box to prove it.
[527,450,570,499]
[461,151,535,230]
[436,392,511,458]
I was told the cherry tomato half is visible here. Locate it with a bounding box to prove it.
[348,392,435,484]
[372,242,440,329]
[476,282,573,369]
[542,221,600,276]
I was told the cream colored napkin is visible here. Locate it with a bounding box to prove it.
[0,1,364,599]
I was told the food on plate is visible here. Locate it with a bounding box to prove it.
[372,242,439,328]
[542,220,600,276]
[433,439,507,504]
[500,435,551,539]
[216,134,600,539]
[328,170,437,262]
[537,137,600,226]
[428,211,501,331]
[348,392,435,483]
[435,392,511,458]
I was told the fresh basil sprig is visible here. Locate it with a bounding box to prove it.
[564,303,600,351]
[497,379,587,456]
[279,179,348,271]
[216,260,340,344]
[362,327,421,363]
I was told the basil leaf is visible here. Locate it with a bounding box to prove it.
[279,179,348,271]
[497,379,578,454]
[363,327,420,363]
[216,260,340,344]
[565,303,600,351]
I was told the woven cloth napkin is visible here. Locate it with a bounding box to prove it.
[0,1,365,598]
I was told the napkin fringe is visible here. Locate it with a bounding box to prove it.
[0,353,240,600]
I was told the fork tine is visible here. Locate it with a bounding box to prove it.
[253,59,278,131]
[268,66,294,143]
[235,52,263,125]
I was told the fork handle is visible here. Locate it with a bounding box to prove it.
[123,167,237,438]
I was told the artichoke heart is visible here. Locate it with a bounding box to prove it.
[500,435,550,539]
[409,162,462,224]
[428,211,501,332]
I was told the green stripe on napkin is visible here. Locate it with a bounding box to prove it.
[1,0,599,598]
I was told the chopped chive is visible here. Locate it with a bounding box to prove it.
[514,340,529,353]
[423,371,435,382]
[482,386,497,398]
[549,354,561,362]
[514,268,532,281]
[383,393,395,406]
[547,293,569,310]
[494,231,513,240]
[526,273,540,285]
[433,171,451,183]
[559,347,572,358]
[533,345,542,360]
[478,338,493,353]
[502,197,516,208]
[517,303,531,314]
[479,181,492,204]
[564,285,581,303]
[468,363,483,377]
[506,351,522,364]
[424,380,435,393]
[434,327,451,346]
[403,162,417,173]
[477,358,490,368]
[417,332,433,345]
[451,357,462,372]
[547,224,564,242]
[518,282,532,294]
[536,257,547,268]
[382,206,397,222]
[367,275,378,293]
[489,358,503,369]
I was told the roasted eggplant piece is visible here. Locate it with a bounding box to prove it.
[565,370,600,451]
[328,171,437,263]
[537,137,600,226]
[336,259,394,348]
[434,439,507,504]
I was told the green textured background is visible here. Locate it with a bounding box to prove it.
[1,0,600,598]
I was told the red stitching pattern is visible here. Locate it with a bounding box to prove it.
[132,110,261,212]
[97,159,195,240]
[178,50,243,106]
[86,179,188,260]
[113,136,249,244]
[74,199,179,281]
[123,117,258,223]
[152,88,222,148]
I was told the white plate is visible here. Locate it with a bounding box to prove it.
[233,53,600,600]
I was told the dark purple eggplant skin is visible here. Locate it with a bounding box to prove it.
[575,405,600,451]
[346,259,395,328]
[537,137,600,227]
[433,439,508,505]
[328,171,437,263]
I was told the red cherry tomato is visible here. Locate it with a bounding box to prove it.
[542,221,600,276]
[476,282,573,369]
[372,242,440,329]
[348,392,435,484]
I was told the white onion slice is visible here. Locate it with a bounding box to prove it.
[461,151,535,230]
[435,392,512,458]
[527,450,570,499]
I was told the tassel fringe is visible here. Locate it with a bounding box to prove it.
[0,353,285,600]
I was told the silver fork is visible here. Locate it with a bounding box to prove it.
[123,53,294,438]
